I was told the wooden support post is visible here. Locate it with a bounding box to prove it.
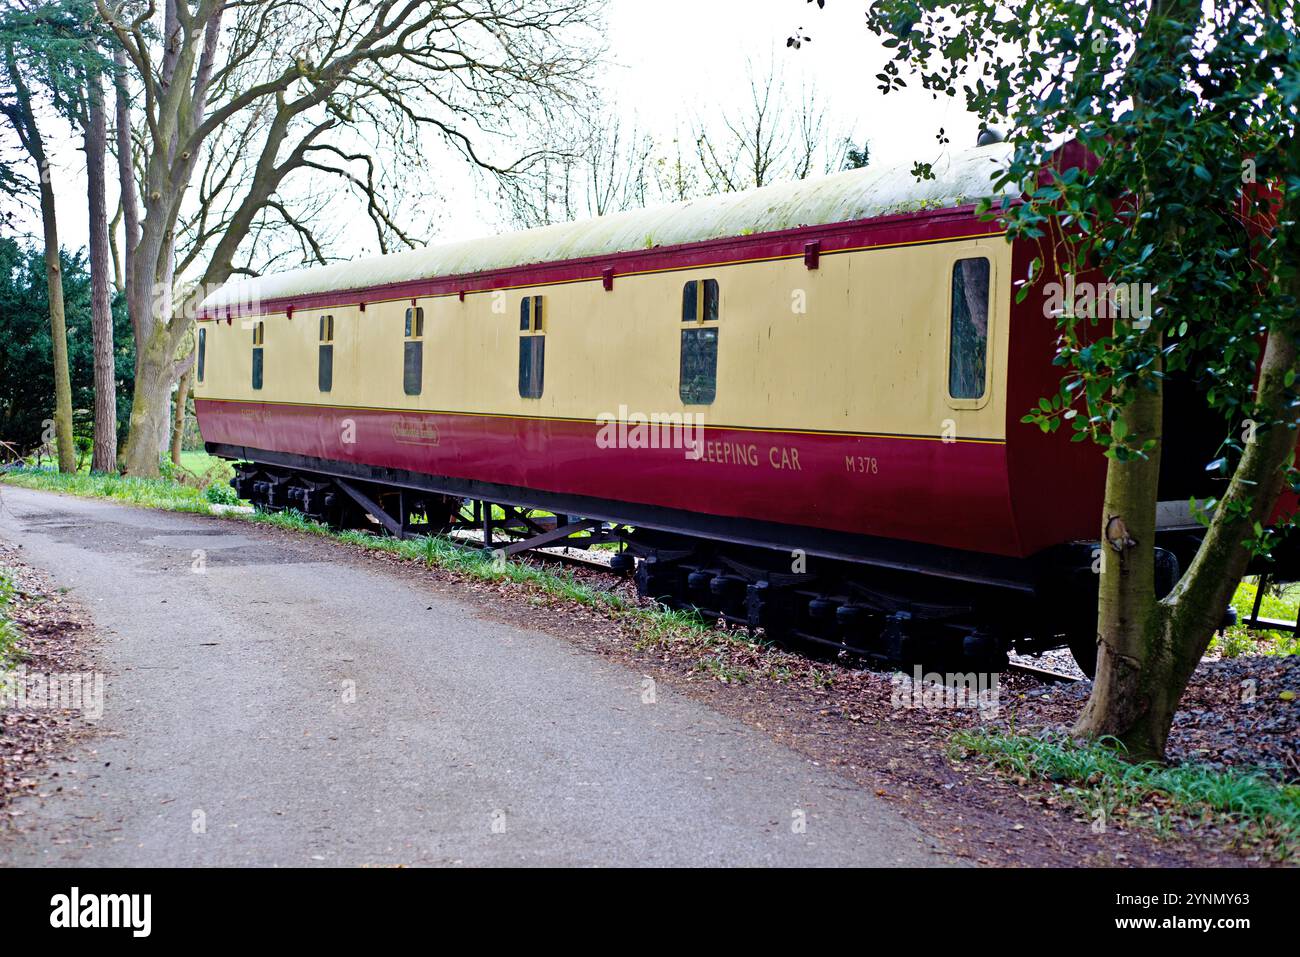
[336,479,404,538]
[1249,574,1268,629]
[499,519,601,557]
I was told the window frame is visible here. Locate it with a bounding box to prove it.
[404,306,424,338]
[251,320,264,391]
[317,314,334,393]
[518,295,545,398]
[943,255,994,411]
[403,307,423,396]
[197,326,206,383]
[679,279,720,406]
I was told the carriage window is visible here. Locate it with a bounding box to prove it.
[520,295,544,332]
[251,321,264,390]
[197,327,206,383]
[682,278,718,323]
[680,280,719,405]
[948,258,990,400]
[403,308,422,397]
[519,296,545,398]
[318,315,334,393]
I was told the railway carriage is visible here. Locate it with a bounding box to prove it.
[193,141,1235,675]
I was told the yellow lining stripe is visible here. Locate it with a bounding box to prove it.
[197,396,1006,445]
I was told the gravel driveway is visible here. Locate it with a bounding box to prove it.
[0,486,950,867]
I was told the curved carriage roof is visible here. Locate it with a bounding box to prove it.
[200,142,1013,312]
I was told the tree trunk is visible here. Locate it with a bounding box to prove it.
[1072,371,1167,759]
[1067,0,1292,762]
[114,46,141,369]
[1076,320,1300,759]
[38,176,74,473]
[120,322,178,477]
[85,70,118,473]
[170,357,192,467]
[2,43,74,472]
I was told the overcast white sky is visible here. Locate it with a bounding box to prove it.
[3,0,984,266]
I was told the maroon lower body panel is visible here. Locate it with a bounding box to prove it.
[195,399,1021,557]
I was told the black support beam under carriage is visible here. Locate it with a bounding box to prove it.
[335,479,403,538]
[497,519,601,557]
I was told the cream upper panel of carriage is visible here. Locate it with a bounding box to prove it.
[195,234,1010,440]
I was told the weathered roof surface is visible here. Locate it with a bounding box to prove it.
[201,142,1013,311]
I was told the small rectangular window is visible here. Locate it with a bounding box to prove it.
[197,327,206,383]
[319,314,334,342]
[405,307,424,338]
[948,258,991,400]
[520,295,544,332]
[250,320,264,390]
[319,344,333,393]
[404,341,422,396]
[519,336,545,399]
[682,279,718,323]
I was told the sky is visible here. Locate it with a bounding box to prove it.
[2,0,986,267]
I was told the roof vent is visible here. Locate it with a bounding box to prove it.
[977,127,1005,146]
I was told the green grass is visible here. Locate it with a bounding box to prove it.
[1222,578,1300,657]
[951,728,1300,857]
[2,464,213,512]
[177,450,235,485]
[0,569,21,667]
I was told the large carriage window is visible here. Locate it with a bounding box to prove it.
[948,258,990,400]
[197,327,206,383]
[251,320,264,391]
[404,307,423,396]
[519,295,545,398]
[318,315,334,393]
[680,279,719,405]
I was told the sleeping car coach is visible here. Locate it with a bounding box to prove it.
[194,141,1245,677]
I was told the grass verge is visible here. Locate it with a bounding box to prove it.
[0,569,20,667]
[1221,578,1300,657]
[2,465,213,512]
[950,728,1299,859]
